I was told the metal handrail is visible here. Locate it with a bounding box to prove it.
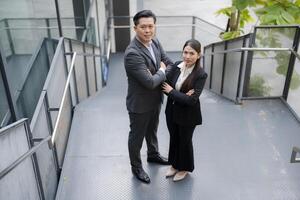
[108,15,225,31]
[109,24,222,37]
[203,47,300,61]
[0,26,85,30]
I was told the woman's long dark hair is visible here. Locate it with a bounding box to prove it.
[180,39,201,93]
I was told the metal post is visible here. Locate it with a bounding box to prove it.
[54,0,63,37]
[0,52,17,122]
[209,44,214,89]
[282,27,300,100]
[24,121,45,200]
[45,18,51,38]
[220,41,227,94]
[192,16,196,39]
[83,43,90,97]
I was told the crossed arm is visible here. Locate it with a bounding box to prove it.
[125,51,167,90]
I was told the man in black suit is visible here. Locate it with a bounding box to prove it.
[124,10,173,183]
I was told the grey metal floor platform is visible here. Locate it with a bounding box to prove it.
[55,53,300,200]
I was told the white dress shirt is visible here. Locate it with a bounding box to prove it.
[175,62,195,91]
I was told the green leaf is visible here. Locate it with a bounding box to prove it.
[295,0,300,7]
[234,0,257,10]
[276,15,288,24]
[261,14,277,24]
[281,10,295,23]
[215,7,232,17]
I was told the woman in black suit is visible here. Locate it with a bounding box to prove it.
[162,39,207,181]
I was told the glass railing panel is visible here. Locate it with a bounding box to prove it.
[247,27,297,97]
[72,41,88,102]
[44,43,67,128]
[0,69,11,127]
[194,17,223,47]
[287,47,300,118]
[96,0,107,53]
[211,43,224,94]
[248,50,289,97]
[0,20,12,57]
[7,19,49,55]
[16,41,50,121]
[222,38,244,101]
[54,88,72,168]
[0,122,40,199]
[94,47,103,89]
[49,18,85,41]
[85,45,97,95]
[0,157,40,199]
[156,17,192,51]
[85,0,99,46]
[86,17,96,45]
[30,94,57,200]
[203,45,212,89]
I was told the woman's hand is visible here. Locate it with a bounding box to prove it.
[186,89,194,96]
[160,62,166,70]
[162,82,173,94]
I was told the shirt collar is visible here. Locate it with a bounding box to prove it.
[177,62,195,73]
[136,36,152,48]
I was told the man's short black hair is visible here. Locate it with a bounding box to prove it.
[133,10,156,26]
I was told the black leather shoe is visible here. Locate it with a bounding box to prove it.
[147,154,169,165]
[131,167,150,184]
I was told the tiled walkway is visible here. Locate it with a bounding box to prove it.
[56,53,300,200]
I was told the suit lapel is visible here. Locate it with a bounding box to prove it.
[151,42,160,69]
[134,38,157,67]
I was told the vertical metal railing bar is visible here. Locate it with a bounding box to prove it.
[83,43,90,97]
[220,41,228,94]
[45,18,51,38]
[44,40,51,71]
[54,0,63,37]
[62,39,72,104]
[236,36,248,103]
[68,40,79,104]
[4,19,14,55]
[50,52,76,146]
[191,16,195,40]
[25,120,45,200]
[282,27,300,100]
[93,46,98,91]
[0,51,17,122]
[209,44,214,89]
[44,92,60,174]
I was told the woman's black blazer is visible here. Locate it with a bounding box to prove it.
[165,61,207,126]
